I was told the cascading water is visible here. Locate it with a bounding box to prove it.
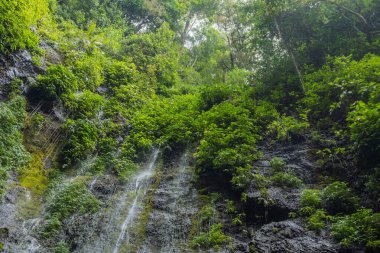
[112,149,160,253]
[138,152,199,253]
[79,149,160,253]
[1,149,202,253]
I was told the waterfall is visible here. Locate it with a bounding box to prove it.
[112,149,159,253]
[77,149,201,253]
[138,152,198,253]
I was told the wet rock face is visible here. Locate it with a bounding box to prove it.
[245,187,301,223]
[252,220,338,253]
[254,143,320,184]
[0,185,46,253]
[0,50,44,100]
[141,154,198,253]
[90,175,118,200]
[245,142,320,224]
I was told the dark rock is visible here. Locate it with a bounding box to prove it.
[0,50,44,100]
[0,227,9,239]
[246,187,301,223]
[254,143,320,184]
[251,220,338,253]
[91,175,118,200]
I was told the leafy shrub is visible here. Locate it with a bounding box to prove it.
[232,213,246,226]
[267,115,309,142]
[64,91,104,119]
[301,189,322,209]
[41,215,61,238]
[225,200,237,215]
[304,54,380,129]
[72,54,105,91]
[112,158,138,179]
[271,172,303,188]
[321,182,359,214]
[348,101,380,168]
[48,182,100,220]
[0,97,30,196]
[0,0,51,52]
[331,209,380,248]
[365,167,380,201]
[252,101,279,131]
[199,83,234,110]
[54,241,70,253]
[104,60,137,88]
[30,65,78,102]
[125,23,181,89]
[195,102,258,176]
[192,223,232,249]
[198,205,217,224]
[231,167,270,190]
[61,119,99,168]
[270,157,285,171]
[307,209,331,232]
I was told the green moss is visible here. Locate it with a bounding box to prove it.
[18,152,49,195]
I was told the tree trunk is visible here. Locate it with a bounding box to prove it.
[273,16,305,93]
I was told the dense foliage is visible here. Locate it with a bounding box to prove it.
[0,0,379,251]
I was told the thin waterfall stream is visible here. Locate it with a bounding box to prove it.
[138,152,198,253]
[112,149,160,253]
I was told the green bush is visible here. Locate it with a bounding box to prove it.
[112,158,138,179]
[306,209,331,232]
[304,54,380,129]
[267,115,309,142]
[331,209,380,248]
[104,60,137,88]
[300,189,322,209]
[192,223,232,249]
[0,0,51,52]
[195,102,258,176]
[41,215,61,238]
[348,101,380,168]
[199,83,235,110]
[365,167,380,201]
[30,65,78,102]
[72,54,105,91]
[231,167,270,190]
[64,91,104,119]
[321,182,359,214]
[48,182,100,220]
[271,172,303,188]
[0,97,30,196]
[199,205,217,224]
[54,241,70,253]
[270,157,286,171]
[61,119,99,168]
